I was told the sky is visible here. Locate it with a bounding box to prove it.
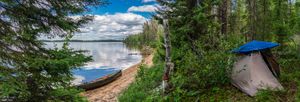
[45,0,158,41]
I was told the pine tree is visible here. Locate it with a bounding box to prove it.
[0,0,107,101]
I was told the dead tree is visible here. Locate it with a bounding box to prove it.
[162,18,174,94]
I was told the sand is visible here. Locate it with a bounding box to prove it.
[82,54,153,102]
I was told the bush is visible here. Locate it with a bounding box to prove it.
[164,34,244,100]
[118,53,164,102]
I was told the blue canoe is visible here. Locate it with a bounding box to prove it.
[73,69,122,90]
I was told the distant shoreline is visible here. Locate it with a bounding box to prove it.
[41,40,124,42]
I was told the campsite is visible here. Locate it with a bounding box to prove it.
[231,40,283,96]
[1,0,300,102]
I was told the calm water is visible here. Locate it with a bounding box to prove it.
[45,42,142,85]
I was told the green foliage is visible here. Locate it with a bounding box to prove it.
[0,0,107,101]
[0,47,92,101]
[255,90,286,102]
[120,19,166,101]
[49,88,88,102]
[264,42,300,101]
[124,19,163,50]
[166,34,245,101]
[121,0,300,101]
[118,53,165,102]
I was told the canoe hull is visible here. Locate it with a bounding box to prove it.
[77,70,122,90]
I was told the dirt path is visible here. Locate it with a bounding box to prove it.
[83,54,153,102]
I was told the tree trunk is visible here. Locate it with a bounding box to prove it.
[219,0,229,35]
[162,19,173,94]
[247,0,257,40]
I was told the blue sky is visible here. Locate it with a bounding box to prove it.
[87,0,157,18]
[43,0,158,40]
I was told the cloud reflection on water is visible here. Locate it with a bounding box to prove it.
[44,42,142,85]
[45,42,142,70]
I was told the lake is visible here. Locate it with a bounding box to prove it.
[44,42,142,85]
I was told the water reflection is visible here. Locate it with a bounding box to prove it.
[45,42,142,69]
[44,42,142,85]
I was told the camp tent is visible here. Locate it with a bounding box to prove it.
[231,40,284,96]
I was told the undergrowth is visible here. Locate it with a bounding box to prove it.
[119,34,300,102]
[118,53,165,102]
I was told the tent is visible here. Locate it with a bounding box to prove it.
[231,40,283,96]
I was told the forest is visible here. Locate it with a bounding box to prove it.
[120,0,300,101]
[0,0,300,101]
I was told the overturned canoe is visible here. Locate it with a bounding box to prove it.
[77,70,122,90]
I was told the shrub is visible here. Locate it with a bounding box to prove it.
[118,56,164,102]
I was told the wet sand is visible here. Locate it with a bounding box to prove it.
[83,54,153,102]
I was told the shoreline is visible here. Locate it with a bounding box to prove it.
[82,54,153,102]
[120,60,142,71]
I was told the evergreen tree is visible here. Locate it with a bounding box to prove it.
[124,19,162,48]
[0,0,107,101]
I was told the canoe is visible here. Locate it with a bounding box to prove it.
[77,70,122,90]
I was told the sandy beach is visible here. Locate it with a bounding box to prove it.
[83,54,153,102]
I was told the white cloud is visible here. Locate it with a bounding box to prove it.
[128,5,158,12]
[41,13,147,40]
[142,0,156,3]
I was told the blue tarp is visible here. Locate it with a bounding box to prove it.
[232,40,280,54]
